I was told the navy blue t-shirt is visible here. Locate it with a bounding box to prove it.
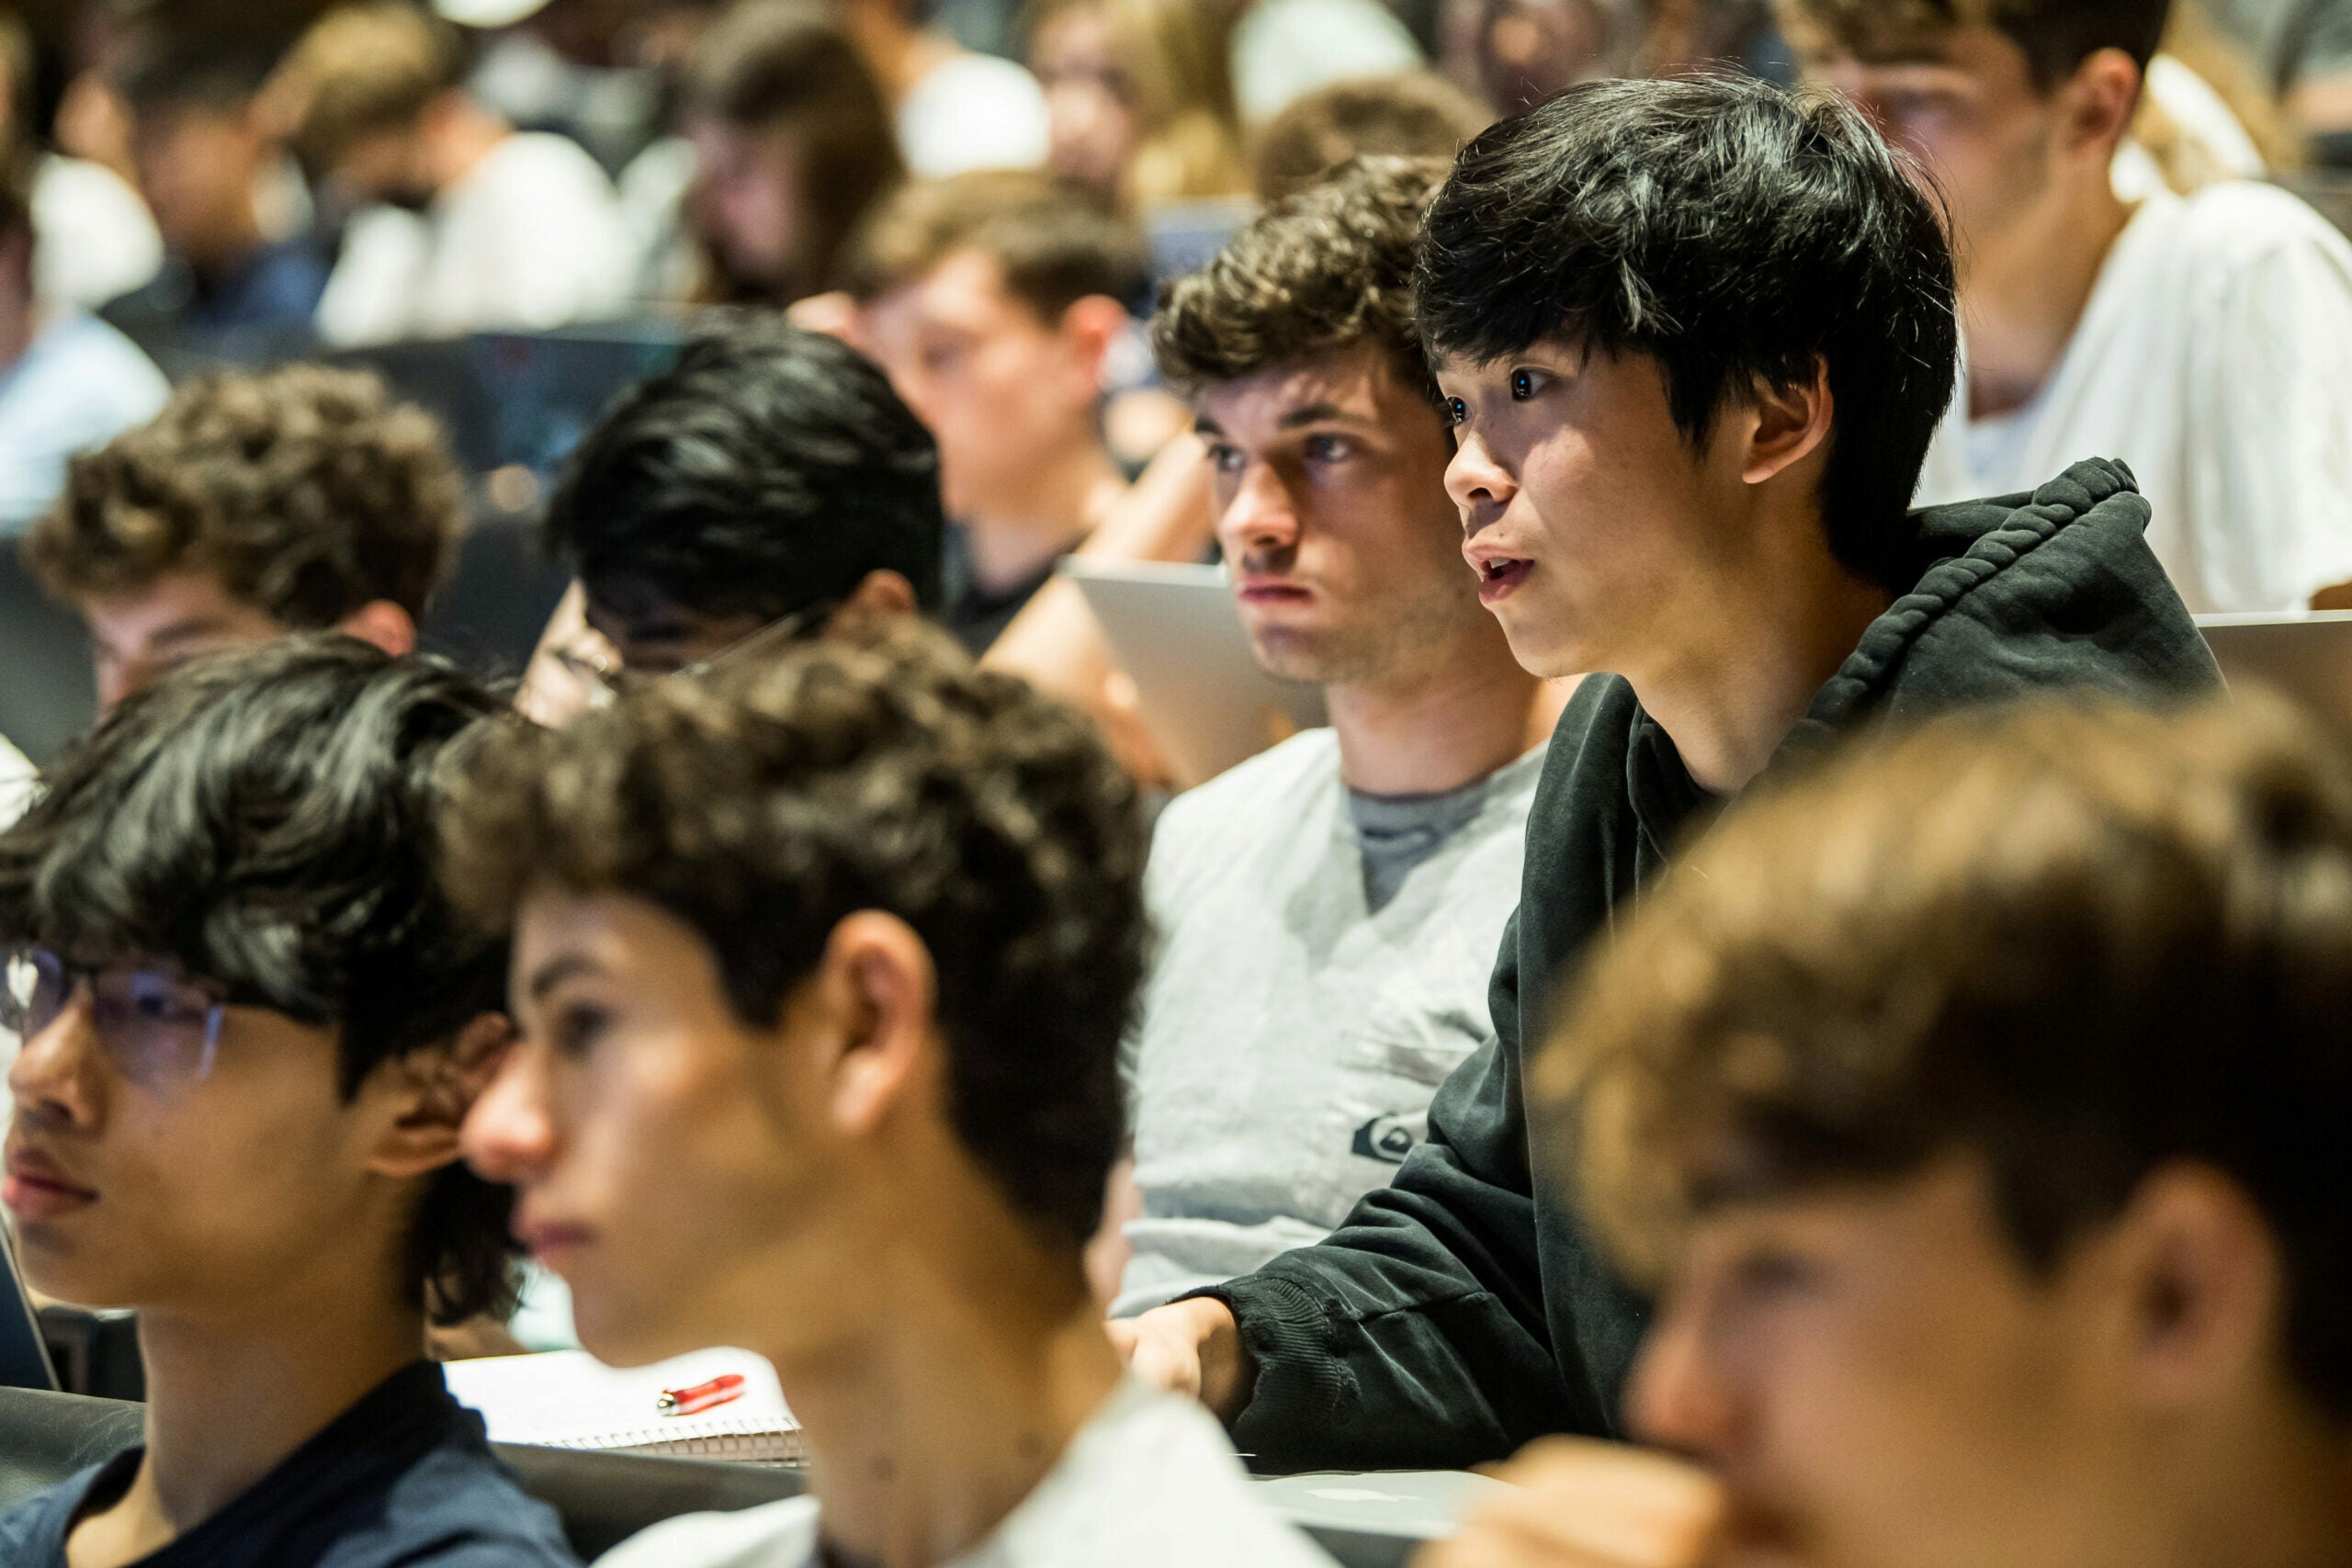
[0,1361,578,1568]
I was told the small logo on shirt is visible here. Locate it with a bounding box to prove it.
[1352,1113,1419,1165]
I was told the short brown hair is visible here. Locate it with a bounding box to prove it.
[1253,73,1492,202]
[1781,0,2172,86]
[843,169,1147,319]
[275,2,467,174]
[441,623,1148,1249]
[1544,694,2352,1421]
[26,364,466,625]
[1151,154,1444,407]
[683,0,906,299]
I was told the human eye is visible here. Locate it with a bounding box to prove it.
[1443,397,1468,427]
[1509,367,1550,402]
[1303,433,1352,464]
[1204,442,1246,475]
[1725,1247,1826,1303]
[541,998,614,1060]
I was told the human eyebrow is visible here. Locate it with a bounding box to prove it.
[526,953,605,1004]
[1275,402,1375,431]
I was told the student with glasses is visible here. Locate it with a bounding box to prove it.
[518,317,946,728]
[0,637,578,1568]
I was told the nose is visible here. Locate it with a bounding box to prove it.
[1445,429,1517,532]
[7,995,105,1133]
[460,1034,560,1187]
[1625,1296,1745,1461]
[1216,459,1301,560]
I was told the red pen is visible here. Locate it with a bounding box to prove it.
[656,1373,747,1416]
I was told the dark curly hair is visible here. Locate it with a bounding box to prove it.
[24,364,465,625]
[442,624,1148,1247]
[0,637,520,1325]
[1416,76,1958,586]
[1150,154,1447,408]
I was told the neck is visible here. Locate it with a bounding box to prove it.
[763,1205,1124,1568]
[1628,505,1893,796]
[963,444,1123,596]
[1960,174,2134,420]
[184,199,269,283]
[2160,1403,2352,1568]
[1327,621,1558,796]
[112,1285,424,1546]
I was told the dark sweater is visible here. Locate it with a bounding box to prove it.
[0,1361,578,1568]
[1205,459,2225,1472]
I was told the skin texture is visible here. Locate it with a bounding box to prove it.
[1031,6,1140,203]
[861,249,1126,592]
[6,975,501,1568]
[1416,1157,2352,1568]
[129,100,270,274]
[79,571,414,713]
[464,891,1126,1568]
[1195,344,1555,794]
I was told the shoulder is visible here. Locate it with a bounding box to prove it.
[2164,182,2352,274]
[1009,1388,1335,1566]
[596,1496,820,1568]
[1154,730,1340,854]
[330,1442,574,1565]
[11,314,166,420]
[0,1467,103,1562]
[481,134,619,202]
[910,53,1046,113]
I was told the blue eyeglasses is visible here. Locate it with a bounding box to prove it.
[1,946,229,1086]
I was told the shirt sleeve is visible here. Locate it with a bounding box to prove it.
[2183,202,2352,608]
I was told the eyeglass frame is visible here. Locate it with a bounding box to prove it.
[0,945,232,1087]
[558,598,840,710]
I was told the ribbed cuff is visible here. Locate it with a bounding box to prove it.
[1181,1273,1352,1472]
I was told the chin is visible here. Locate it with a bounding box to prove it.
[570,1300,690,1371]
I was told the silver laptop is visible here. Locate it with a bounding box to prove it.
[2196,612,2352,728]
[1064,560,1328,786]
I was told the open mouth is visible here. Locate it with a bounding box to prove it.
[1477,558,1532,604]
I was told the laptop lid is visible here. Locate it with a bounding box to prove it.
[2196,612,2352,733]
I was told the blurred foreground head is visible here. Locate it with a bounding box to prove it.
[1545,693,2352,1568]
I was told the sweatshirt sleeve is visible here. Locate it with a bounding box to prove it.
[1197,911,1589,1472]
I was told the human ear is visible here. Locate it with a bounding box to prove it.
[2105,1163,2282,1410]
[366,1012,519,1180]
[1059,294,1128,391]
[339,600,419,659]
[829,570,920,626]
[1740,358,1834,489]
[810,911,939,1138]
[2058,47,2143,158]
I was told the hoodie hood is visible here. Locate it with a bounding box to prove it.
[1789,457,2222,752]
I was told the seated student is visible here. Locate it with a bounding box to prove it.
[450,627,1335,1568]
[278,1,630,346]
[845,169,1147,654]
[103,29,331,347]
[1426,695,2352,1568]
[1781,0,2352,614]
[0,168,169,533]
[22,364,463,712]
[1114,74,2221,1473]
[537,318,944,688]
[1111,156,1557,1318]
[0,637,576,1568]
[676,1,907,310]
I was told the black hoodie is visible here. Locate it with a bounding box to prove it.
[1203,459,2225,1472]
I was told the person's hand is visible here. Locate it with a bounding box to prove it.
[1105,1295,1252,1419]
[1412,1438,1726,1568]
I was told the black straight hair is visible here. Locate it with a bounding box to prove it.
[1416,75,1960,586]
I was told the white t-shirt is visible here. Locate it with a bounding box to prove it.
[30,155,163,311]
[1116,729,1544,1318]
[317,131,634,345]
[0,734,33,831]
[0,310,170,530]
[1229,0,1425,126]
[595,1380,1336,1568]
[1914,182,2352,614]
[897,53,1050,178]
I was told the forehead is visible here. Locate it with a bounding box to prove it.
[514,887,724,997]
[1195,344,1402,435]
[875,248,1043,333]
[82,570,281,646]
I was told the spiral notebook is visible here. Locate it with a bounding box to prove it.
[445,1348,802,1463]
